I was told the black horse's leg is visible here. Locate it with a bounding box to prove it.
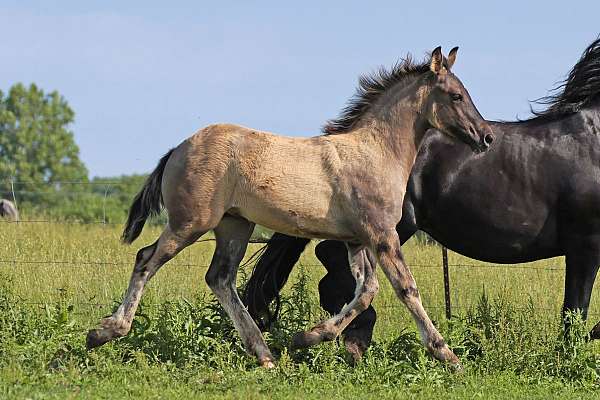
[591,321,600,340]
[316,240,376,363]
[562,237,600,338]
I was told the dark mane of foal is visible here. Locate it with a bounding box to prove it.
[531,37,600,121]
[322,56,432,135]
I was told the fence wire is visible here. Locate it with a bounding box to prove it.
[0,258,565,271]
[0,180,587,321]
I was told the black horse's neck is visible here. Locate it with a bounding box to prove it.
[487,98,600,142]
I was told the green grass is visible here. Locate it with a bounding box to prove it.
[1,222,600,399]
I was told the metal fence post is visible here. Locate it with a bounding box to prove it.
[102,184,110,224]
[442,246,452,319]
[10,176,19,213]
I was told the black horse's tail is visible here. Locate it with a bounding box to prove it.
[122,149,175,244]
[243,233,310,330]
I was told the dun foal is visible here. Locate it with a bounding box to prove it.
[87,47,493,369]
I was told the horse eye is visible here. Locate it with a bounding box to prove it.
[451,93,463,102]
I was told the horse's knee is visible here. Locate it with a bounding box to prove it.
[376,242,403,262]
[399,286,419,301]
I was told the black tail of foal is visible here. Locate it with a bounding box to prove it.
[121,149,174,244]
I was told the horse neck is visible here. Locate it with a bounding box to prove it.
[351,104,429,167]
[499,99,600,139]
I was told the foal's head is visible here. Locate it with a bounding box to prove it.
[422,46,494,151]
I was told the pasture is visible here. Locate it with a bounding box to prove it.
[1,222,600,399]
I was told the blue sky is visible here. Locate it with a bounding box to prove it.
[1,1,599,177]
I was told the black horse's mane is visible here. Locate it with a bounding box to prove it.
[530,37,600,120]
[323,38,600,129]
[323,56,431,135]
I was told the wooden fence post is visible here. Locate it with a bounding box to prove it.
[442,246,452,319]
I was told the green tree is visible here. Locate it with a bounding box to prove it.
[0,83,87,184]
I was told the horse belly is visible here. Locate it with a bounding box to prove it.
[230,176,354,240]
[423,197,560,263]
[227,133,358,239]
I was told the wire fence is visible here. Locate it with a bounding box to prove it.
[1,177,146,225]
[2,179,591,321]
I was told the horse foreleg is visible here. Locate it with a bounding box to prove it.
[562,237,600,339]
[374,229,460,369]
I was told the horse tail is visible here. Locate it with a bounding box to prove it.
[121,148,175,244]
[243,233,311,330]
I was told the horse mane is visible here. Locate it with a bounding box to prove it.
[530,37,600,120]
[322,55,432,135]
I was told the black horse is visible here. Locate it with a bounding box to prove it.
[0,199,19,222]
[243,37,600,361]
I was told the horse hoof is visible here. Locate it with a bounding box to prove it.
[449,360,464,374]
[260,359,276,369]
[589,323,600,340]
[344,339,366,366]
[441,349,463,373]
[86,328,115,350]
[291,330,322,350]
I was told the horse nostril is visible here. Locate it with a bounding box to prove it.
[483,133,494,147]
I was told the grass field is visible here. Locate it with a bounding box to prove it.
[1,222,600,399]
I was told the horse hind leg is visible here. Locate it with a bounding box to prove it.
[315,240,377,364]
[86,224,205,349]
[292,244,379,351]
[340,249,378,364]
[205,215,275,368]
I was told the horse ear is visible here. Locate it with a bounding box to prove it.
[447,46,459,70]
[430,46,443,73]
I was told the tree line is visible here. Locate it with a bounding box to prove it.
[0,83,274,239]
[0,83,146,223]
